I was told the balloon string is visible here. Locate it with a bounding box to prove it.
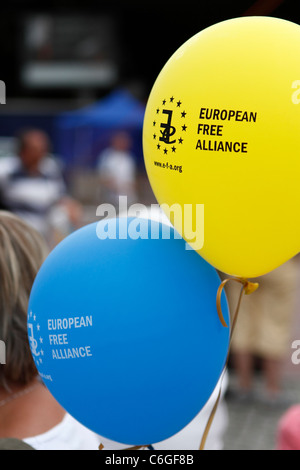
[199,276,259,450]
[216,277,259,328]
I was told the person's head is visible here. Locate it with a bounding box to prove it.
[0,211,48,389]
[17,129,50,173]
[110,131,132,152]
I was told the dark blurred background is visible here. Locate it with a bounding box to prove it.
[0,0,299,210]
[1,0,298,101]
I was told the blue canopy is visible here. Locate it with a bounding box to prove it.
[55,89,145,168]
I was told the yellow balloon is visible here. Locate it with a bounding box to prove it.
[143,16,300,278]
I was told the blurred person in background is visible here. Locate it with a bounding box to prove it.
[225,259,298,406]
[0,128,82,246]
[97,131,137,208]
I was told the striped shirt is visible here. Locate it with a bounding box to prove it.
[0,155,66,236]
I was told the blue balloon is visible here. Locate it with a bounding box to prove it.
[27,217,230,445]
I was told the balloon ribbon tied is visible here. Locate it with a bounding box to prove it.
[216,277,259,329]
[199,277,259,450]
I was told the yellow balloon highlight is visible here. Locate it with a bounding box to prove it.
[143,16,300,278]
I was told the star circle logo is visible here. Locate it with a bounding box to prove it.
[28,310,44,367]
[152,96,188,155]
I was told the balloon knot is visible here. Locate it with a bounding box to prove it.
[242,279,259,295]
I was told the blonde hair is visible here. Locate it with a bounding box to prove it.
[0,211,48,387]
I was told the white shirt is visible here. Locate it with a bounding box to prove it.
[23,413,119,451]
[98,149,136,190]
